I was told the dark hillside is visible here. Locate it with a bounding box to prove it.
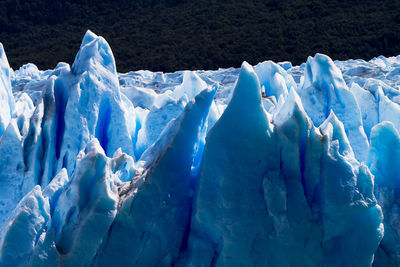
[0,0,399,72]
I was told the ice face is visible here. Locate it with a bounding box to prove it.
[367,122,400,266]
[254,60,297,99]
[186,62,277,266]
[0,120,24,229]
[94,86,215,266]
[50,139,122,266]
[300,53,369,162]
[0,186,50,267]
[0,43,15,137]
[0,31,399,266]
[184,63,382,267]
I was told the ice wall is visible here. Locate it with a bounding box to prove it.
[0,31,399,266]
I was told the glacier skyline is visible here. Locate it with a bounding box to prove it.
[0,30,399,266]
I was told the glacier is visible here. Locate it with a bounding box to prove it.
[0,30,399,266]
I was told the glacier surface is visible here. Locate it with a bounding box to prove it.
[0,30,400,266]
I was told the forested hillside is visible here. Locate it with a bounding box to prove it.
[0,0,399,72]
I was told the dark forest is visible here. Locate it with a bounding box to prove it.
[1,0,399,72]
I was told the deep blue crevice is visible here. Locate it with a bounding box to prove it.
[16,116,24,134]
[299,129,309,206]
[323,82,331,120]
[34,225,48,246]
[178,174,197,254]
[209,240,222,267]
[317,151,326,213]
[190,123,207,176]
[133,115,143,160]
[23,126,35,171]
[376,91,380,123]
[279,145,283,175]
[49,189,64,216]
[35,90,54,186]
[65,206,76,225]
[62,152,68,168]
[395,175,400,199]
[55,79,67,160]
[36,130,47,186]
[96,99,111,156]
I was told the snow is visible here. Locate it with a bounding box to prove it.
[0,31,399,266]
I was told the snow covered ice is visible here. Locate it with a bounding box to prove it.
[0,30,399,266]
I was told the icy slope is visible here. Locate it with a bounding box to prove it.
[0,31,399,266]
